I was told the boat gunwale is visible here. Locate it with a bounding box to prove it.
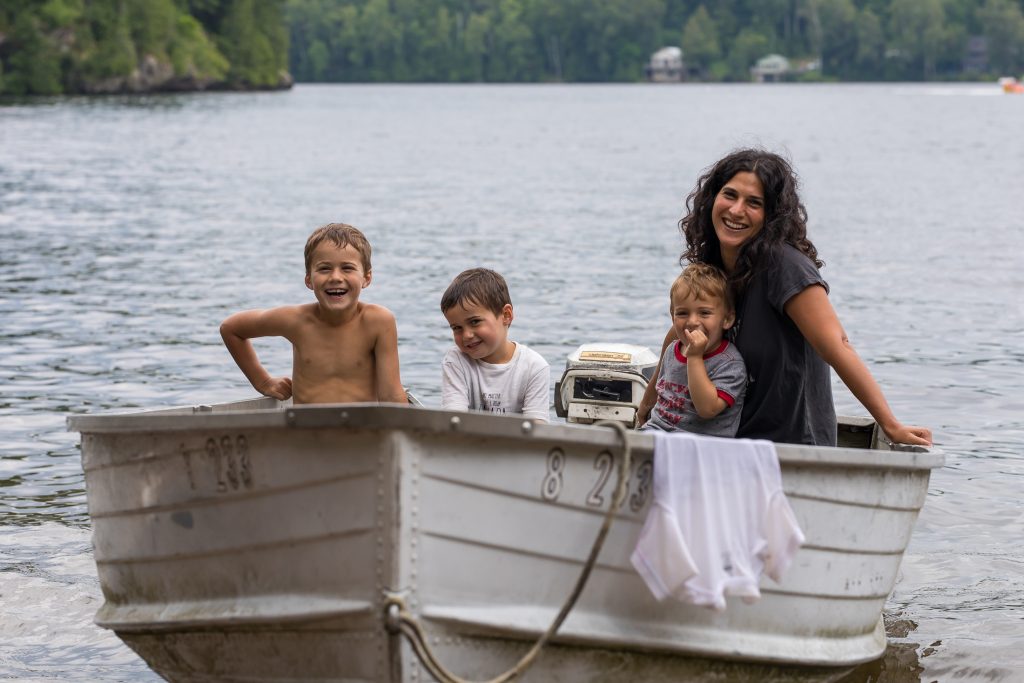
[69,402,945,472]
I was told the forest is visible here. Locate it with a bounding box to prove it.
[0,0,289,95]
[284,0,1024,82]
[2,0,1023,94]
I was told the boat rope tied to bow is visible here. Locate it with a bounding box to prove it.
[383,420,634,683]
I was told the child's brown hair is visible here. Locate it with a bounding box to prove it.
[303,223,372,274]
[440,268,512,316]
[671,263,733,311]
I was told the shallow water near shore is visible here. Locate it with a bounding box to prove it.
[1,83,1023,681]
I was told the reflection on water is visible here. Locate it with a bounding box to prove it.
[1,83,1023,680]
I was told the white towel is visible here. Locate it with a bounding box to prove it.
[630,430,804,611]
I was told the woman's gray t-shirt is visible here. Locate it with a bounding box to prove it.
[731,244,837,446]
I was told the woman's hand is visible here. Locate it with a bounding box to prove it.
[636,398,653,427]
[881,423,933,447]
[636,328,675,428]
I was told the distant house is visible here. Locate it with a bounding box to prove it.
[645,47,684,83]
[751,54,790,83]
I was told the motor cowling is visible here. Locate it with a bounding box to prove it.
[554,343,659,427]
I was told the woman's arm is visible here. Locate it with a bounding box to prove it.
[636,328,676,426]
[784,286,932,446]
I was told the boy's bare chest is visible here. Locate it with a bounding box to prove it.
[292,321,375,375]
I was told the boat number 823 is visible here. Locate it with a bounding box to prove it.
[541,448,652,512]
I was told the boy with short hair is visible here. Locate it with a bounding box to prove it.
[220,223,406,405]
[644,263,746,436]
[440,268,550,422]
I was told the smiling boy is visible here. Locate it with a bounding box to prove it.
[645,263,746,436]
[440,268,550,421]
[220,223,406,405]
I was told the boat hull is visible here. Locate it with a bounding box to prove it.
[70,400,942,682]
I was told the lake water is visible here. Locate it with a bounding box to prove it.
[1,83,1022,681]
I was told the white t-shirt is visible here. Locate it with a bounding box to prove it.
[630,430,804,611]
[441,343,550,421]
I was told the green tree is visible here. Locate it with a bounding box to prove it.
[5,12,63,94]
[888,0,947,79]
[39,0,84,27]
[255,0,288,72]
[219,0,280,86]
[727,28,770,81]
[317,3,361,80]
[815,0,858,78]
[854,8,884,78]
[491,0,536,81]
[462,12,490,81]
[977,0,1024,74]
[306,37,328,79]
[358,0,402,80]
[82,0,137,82]
[681,5,720,75]
[706,1,739,48]
[169,13,229,78]
[750,0,795,47]
[417,5,455,80]
[128,0,178,59]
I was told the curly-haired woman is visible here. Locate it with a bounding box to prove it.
[638,149,931,447]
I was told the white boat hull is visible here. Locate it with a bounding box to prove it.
[70,400,942,682]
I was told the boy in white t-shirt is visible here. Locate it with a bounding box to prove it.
[440,268,550,421]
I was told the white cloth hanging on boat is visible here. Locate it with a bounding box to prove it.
[630,430,804,611]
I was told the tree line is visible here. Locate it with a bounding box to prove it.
[286,0,1024,82]
[3,0,1023,95]
[0,0,288,95]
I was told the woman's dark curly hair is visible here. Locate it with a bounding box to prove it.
[679,149,822,294]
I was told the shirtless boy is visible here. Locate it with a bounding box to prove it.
[220,223,406,405]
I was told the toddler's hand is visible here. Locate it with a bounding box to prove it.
[258,376,293,401]
[683,328,708,357]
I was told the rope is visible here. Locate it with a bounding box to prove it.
[384,420,633,683]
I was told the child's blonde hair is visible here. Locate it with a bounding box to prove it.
[671,263,733,311]
[304,223,372,274]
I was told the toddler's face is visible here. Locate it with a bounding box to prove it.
[443,301,514,364]
[670,288,734,352]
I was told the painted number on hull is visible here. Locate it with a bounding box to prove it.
[540,448,652,512]
[541,449,565,501]
[207,435,253,492]
[628,460,653,513]
[586,451,613,506]
[181,435,254,492]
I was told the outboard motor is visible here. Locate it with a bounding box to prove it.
[554,343,659,427]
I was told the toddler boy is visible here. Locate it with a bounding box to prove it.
[440,268,550,421]
[645,263,746,436]
[220,223,406,405]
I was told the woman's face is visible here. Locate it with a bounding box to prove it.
[711,171,766,266]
